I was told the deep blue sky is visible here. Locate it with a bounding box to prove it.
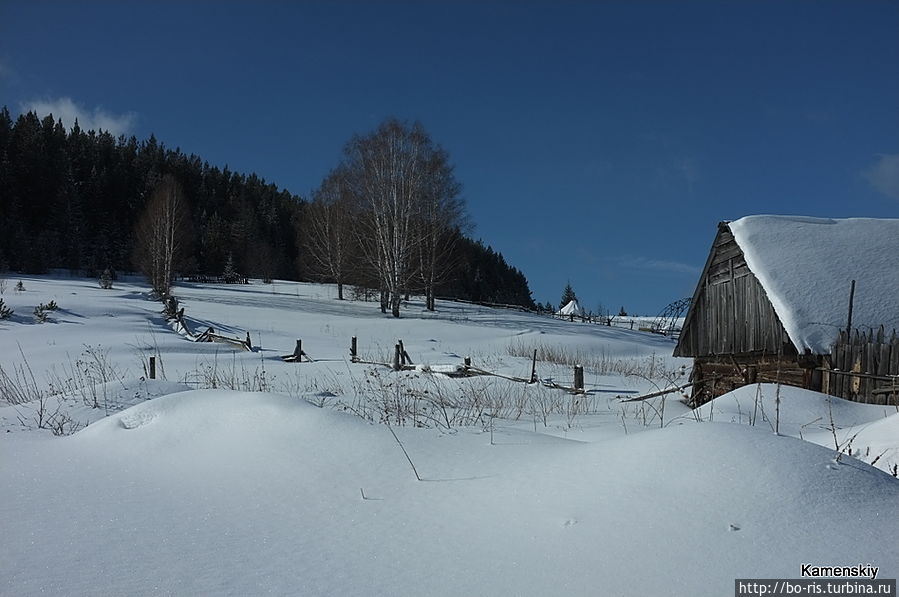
[2,1,898,314]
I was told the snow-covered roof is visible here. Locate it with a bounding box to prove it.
[728,215,899,354]
[558,299,585,316]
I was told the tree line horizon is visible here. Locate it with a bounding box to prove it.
[0,108,536,314]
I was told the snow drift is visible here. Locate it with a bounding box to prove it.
[2,390,896,597]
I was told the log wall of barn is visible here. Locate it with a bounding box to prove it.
[689,354,808,407]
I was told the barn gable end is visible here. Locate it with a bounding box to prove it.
[674,222,791,359]
[676,221,808,405]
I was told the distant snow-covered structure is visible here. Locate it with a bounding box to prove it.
[558,299,585,318]
[675,216,899,406]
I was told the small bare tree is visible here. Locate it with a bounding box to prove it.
[415,147,467,311]
[133,174,190,298]
[304,168,354,300]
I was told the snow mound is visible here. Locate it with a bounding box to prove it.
[695,383,891,433]
[2,390,897,596]
[729,216,899,353]
[77,389,325,441]
[694,383,899,474]
[805,411,899,476]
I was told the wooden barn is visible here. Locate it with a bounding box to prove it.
[674,215,899,406]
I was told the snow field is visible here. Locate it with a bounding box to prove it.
[1,274,897,596]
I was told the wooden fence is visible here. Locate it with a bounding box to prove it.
[820,327,899,405]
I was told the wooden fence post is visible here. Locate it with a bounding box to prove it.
[393,344,401,371]
[530,349,538,383]
[245,332,252,350]
[295,339,303,362]
[574,365,584,392]
[351,336,358,362]
[846,279,856,336]
[149,356,156,380]
[399,340,412,365]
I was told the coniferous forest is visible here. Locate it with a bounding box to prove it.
[0,107,535,309]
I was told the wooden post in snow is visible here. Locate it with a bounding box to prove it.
[393,344,401,371]
[574,365,584,392]
[846,279,856,336]
[399,340,412,365]
[351,336,358,362]
[529,349,538,384]
[281,339,310,362]
[149,356,156,380]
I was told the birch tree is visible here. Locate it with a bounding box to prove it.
[304,169,353,300]
[415,147,466,311]
[331,119,467,317]
[133,174,189,297]
[344,120,427,317]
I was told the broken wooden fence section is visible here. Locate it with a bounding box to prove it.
[195,327,252,351]
[282,339,312,363]
[346,337,586,393]
[165,299,252,351]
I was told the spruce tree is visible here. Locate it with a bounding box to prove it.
[559,283,577,310]
[222,253,239,283]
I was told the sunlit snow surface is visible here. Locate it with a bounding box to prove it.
[1,275,896,596]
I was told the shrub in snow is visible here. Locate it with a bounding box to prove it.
[0,298,12,320]
[15,280,25,292]
[33,301,57,323]
[33,305,48,323]
[99,268,113,289]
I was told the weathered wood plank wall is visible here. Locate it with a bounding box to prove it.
[675,225,791,358]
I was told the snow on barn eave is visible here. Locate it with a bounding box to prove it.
[727,215,899,355]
